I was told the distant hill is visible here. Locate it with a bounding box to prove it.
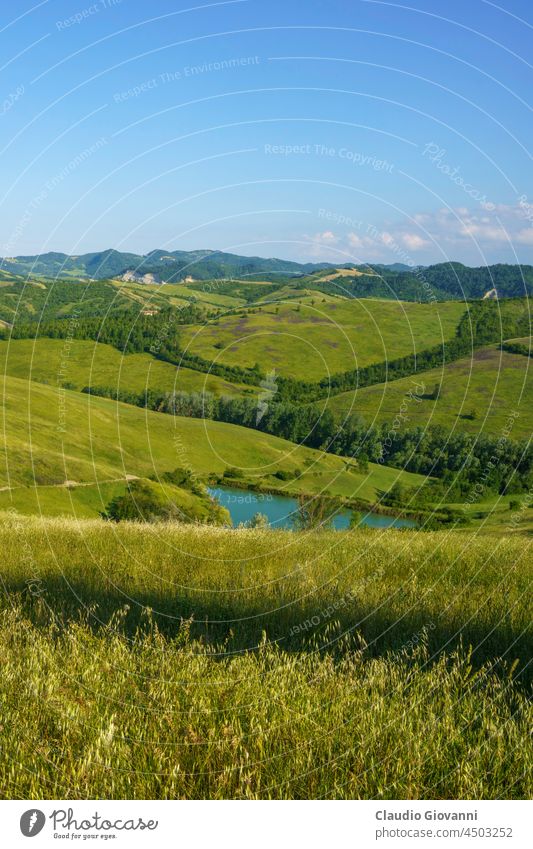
[303,261,533,300]
[0,249,531,299]
[1,250,141,280]
[389,262,533,300]
[0,249,338,282]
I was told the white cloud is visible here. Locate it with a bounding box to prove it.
[303,230,344,260]
[347,232,365,250]
[401,233,430,250]
[312,230,338,244]
[515,228,533,245]
[301,203,533,263]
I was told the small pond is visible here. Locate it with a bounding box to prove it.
[208,486,417,530]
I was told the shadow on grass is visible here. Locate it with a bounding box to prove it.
[4,572,531,685]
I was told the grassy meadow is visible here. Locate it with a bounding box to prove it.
[0,374,424,512]
[0,480,130,519]
[180,299,465,380]
[0,337,254,397]
[109,278,247,310]
[326,346,533,439]
[0,516,531,799]
[0,275,530,801]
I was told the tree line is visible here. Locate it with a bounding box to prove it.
[501,341,531,357]
[81,385,532,495]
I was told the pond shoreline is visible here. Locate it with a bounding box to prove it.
[209,475,423,522]
[208,481,418,530]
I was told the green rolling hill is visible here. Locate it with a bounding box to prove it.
[0,338,256,398]
[323,345,532,439]
[0,374,425,517]
[180,298,465,381]
[0,272,229,325]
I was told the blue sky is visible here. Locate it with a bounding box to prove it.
[1,0,532,265]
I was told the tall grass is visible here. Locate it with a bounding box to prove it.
[0,515,531,799]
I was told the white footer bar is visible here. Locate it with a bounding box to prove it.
[2,799,531,848]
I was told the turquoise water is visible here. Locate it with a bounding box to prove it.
[208,486,417,530]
